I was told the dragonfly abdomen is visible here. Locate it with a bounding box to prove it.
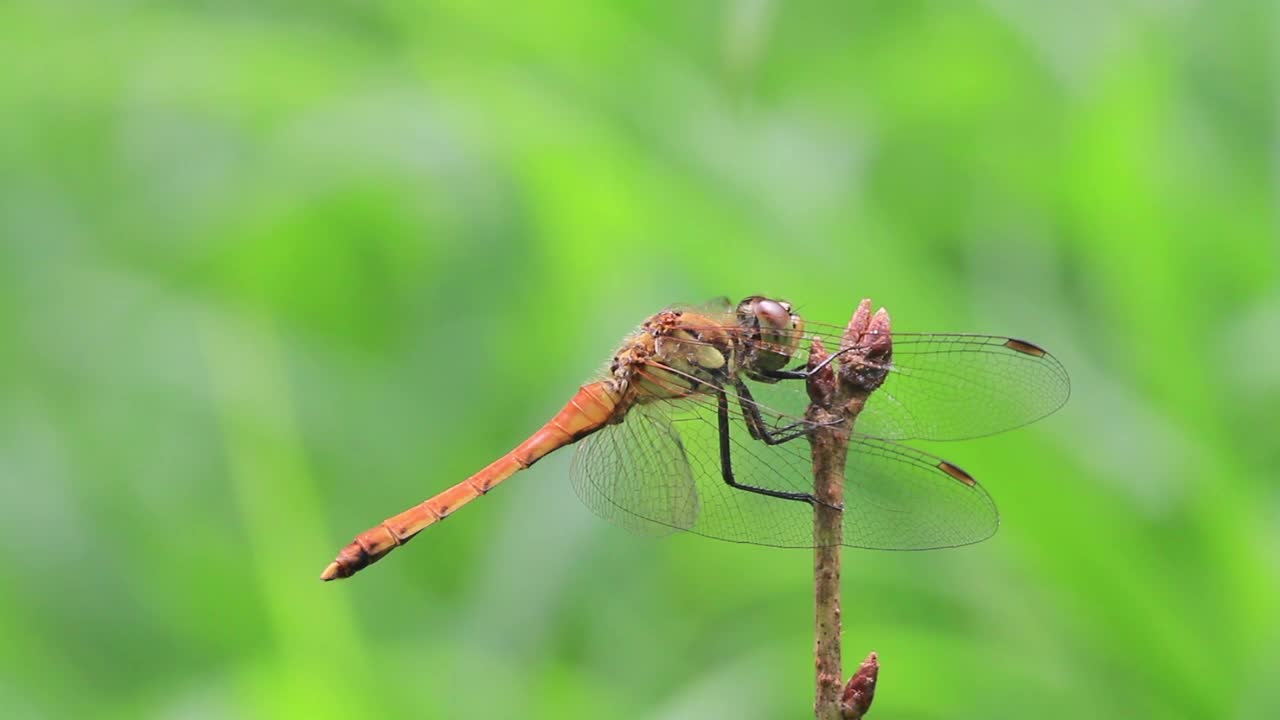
[321,381,621,581]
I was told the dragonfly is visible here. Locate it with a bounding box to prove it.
[321,296,1069,581]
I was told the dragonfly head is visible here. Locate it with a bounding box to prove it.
[736,296,805,376]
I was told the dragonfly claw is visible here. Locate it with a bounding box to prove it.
[809,495,844,513]
[761,366,811,381]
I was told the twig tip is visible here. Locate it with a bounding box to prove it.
[839,651,879,719]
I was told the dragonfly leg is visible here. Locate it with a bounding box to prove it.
[760,368,809,381]
[734,380,820,446]
[733,380,769,442]
[761,344,881,382]
[717,390,843,511]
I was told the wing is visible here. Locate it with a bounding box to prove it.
[849,331,1071,441]
[570,403,700,537]
[571,367,998,550]
[840,435,998,549]
[682,323,1070,441]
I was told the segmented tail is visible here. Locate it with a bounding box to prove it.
[321,382,620,581]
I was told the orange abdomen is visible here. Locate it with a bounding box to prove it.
[321,381,621,581]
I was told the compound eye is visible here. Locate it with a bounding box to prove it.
[755,299,791,329]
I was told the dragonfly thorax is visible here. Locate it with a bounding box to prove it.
[605,309,739,403]
[605,297,806,404]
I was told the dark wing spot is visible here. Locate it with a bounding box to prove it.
[1003,338,1047,357]
[937,460,976,487]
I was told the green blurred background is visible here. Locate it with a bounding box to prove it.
[2,1,1276,718]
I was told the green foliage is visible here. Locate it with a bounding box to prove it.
[1,1,1276,718]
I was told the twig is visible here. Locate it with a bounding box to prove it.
[808,336,847,719]
[806,298,892,720]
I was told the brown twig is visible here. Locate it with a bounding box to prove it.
[806,298,891,720]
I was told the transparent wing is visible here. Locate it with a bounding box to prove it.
[851,332,1070,441]
[570,368,998,550]
[840,435,998,549]
[672,325,1070,441]
[570,404,700,537]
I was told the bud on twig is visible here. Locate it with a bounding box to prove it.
[839,300,892,394]
[807,336,835,407]
[839,652,879,719]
